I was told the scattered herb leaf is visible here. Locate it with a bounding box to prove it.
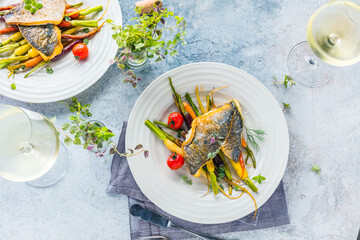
[311,164,321,174]
[283,102,291,111]
[10,83,16,90]
[182,175,192,185]
[252,174,266,184]
[46,67,54,74]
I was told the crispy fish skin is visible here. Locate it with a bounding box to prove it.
[220,100,244,163]
[4,0,66,26]
[182,102,234,175]
[19,25,63,61]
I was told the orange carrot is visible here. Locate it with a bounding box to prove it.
[0,27,18,35]
[23,55,43,68]
[241,136,247,148]
[183,102,197,120]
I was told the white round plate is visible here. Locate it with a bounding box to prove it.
[126,62,289,224]
[0,0,122,103]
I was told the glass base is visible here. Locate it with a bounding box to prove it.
[26,142,69,188]
[287,41,334,88]
[126,51,149,71]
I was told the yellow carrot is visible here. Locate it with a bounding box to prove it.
[195,86,206,114]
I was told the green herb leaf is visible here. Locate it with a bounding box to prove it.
[73,138,82,145]
[252,174,266,184]
[10,83,16,90]
[83,38,89,45]
[182,175,192,185]
[283,102,291,111]
[64,137,72,146]
[46,67,54,74]
[311,164,321,174]
[83,28,90,33]
[62,123,70,131]
[24,4,32,10]
[170,49,178,56]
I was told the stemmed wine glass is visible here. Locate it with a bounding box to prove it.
[287,0,360,87]
[0,104,69,187]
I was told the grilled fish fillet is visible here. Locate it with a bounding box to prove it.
[4,0,66,26]
[182,100,244,175]
[19,25,63,61]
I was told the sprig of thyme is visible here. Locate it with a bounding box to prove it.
[59,97,148,158]
[244,126,266,152]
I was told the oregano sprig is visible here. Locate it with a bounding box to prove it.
[107,1,186,87]
[59,97,149,158]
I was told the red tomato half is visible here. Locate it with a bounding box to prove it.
[168,112,183,130]
[167,153,184,170]
[72,43,89,60]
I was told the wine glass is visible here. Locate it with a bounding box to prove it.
[287,0,360,87]
[0,104,69,187]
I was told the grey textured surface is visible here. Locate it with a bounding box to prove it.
[0,0,360,239]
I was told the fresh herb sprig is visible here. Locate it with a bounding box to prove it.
[283,102,291,112]
[60,97,148,158]
[252,174,266,184]
[273,75,295,88]
[244,126,266,152]
[24,0,43,14]
[107,1,186,87]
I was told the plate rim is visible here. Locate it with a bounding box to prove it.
[0,0,122,103]
[126,62,289,224]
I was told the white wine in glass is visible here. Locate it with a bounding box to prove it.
[287,0,360,87]
[0,105,68,186]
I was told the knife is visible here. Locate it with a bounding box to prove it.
[130,204,224,240]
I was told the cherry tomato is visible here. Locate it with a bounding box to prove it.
[72,43,89,60]
[167,153,184,170]
[168,112,183,130]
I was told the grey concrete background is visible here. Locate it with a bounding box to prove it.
[0,0,360,239]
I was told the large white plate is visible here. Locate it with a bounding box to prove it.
[0,0,122,103]
[126,62,289,224]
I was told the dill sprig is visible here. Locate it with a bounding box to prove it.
[244,126,266,152]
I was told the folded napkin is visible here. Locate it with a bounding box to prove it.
[107,122,290,239]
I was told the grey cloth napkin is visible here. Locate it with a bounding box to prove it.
[107,122,290,239]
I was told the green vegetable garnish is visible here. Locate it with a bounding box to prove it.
[10,83,16,90]
[46,67,54,74]
[252,174,266,184]
[311,164,321,174]
[182,175,192,185]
